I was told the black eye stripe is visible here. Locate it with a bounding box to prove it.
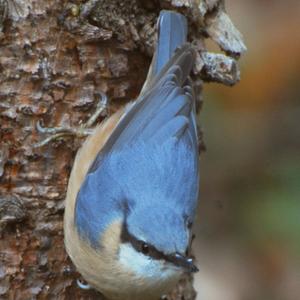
[120,222,195,271]
[120,224,164,260]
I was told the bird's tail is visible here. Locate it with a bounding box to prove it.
[153,10,188,76]
[141,11,188,92]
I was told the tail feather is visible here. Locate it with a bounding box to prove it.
[153,11,188,75]
[141,11,188,93]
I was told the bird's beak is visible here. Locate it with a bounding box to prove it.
[170,253,199,273]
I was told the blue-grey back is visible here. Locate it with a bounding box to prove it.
[75,11,200,252]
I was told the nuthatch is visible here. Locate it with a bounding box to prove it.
[64,10,200,300]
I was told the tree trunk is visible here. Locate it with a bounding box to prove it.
[0,0,245,299]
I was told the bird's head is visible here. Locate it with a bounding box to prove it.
[117,202,198,280]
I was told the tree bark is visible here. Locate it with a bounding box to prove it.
[0,0,245,299]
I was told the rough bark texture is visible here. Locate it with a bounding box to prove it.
[0,0,245,299]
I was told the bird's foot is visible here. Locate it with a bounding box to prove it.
[33,91,109,147]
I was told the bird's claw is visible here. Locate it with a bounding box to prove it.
[33,91,109,148]
[76,278,91,290]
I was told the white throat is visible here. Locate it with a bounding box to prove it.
[119,243,181,283]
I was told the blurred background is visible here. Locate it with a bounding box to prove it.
[194,1,300,299]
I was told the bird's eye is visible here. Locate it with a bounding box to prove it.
[141,242,149,255]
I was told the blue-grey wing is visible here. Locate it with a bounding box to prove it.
[89,45,198,172]
[87,45,199,220]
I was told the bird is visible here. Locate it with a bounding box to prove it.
[64,10,200,300]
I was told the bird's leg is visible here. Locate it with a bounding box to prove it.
[84,91,109,128]
[33,92,109,148]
